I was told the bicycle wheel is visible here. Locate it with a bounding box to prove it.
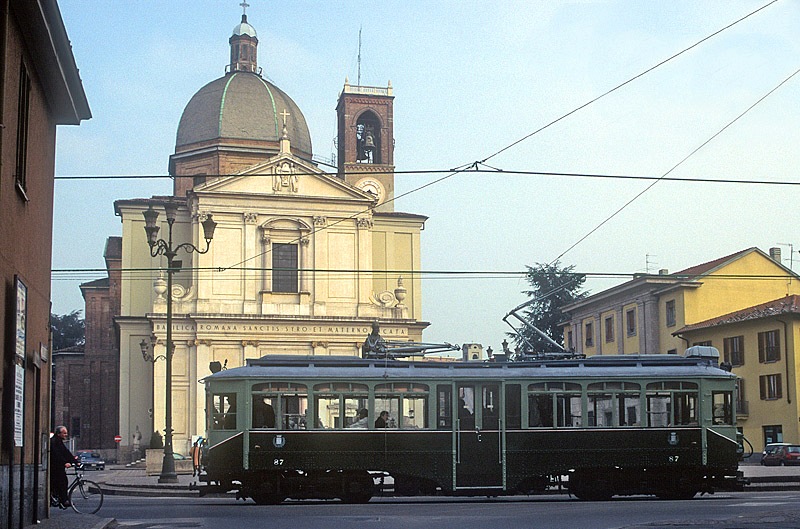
[69,479,104,514]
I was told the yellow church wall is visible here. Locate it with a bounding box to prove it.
[327,230,357,299]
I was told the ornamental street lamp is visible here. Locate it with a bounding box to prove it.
[142,199,216,483]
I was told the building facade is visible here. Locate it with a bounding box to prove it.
[104,12,429,460]
[561,248,800,356]
[52,237,122,452]
[675,295,800,453]
[0,1,90,528]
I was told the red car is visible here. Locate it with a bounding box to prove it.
[761,445,800,466]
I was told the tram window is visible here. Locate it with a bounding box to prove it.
[252,395,276,428]
[374,396,400,428]
[437,385,452,429]
[458,386,476,430]
[646,393,670,427]
[557,394,582,427]
[483,385,500,429]
[403,396,426,429]
[211,394,237,430]
[588,394,612,427]
[281,394,308,429]
[712,391,733,425]
[315,395,338,428]
[505,384,521,430]
[674,393,698,425]
[619,393,640,426]
[344,396,369,428]
[529,394,553,427]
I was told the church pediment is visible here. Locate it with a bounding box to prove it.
[193,153,375,202]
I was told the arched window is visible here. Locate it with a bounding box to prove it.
[356,111,381,164]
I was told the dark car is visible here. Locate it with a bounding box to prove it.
[760,444,800,466]
[76,451,105,471]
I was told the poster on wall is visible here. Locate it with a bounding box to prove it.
[15,276,27,360]
[14,364,24,447]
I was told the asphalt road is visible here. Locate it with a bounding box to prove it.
[51,490,800,529]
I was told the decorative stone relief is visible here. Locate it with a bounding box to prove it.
[272,161,298,192]
[356,218,373,229]
[300,237,310,246]
[370,290,398,308]
[313,216,327,227]
[244,212,258,224]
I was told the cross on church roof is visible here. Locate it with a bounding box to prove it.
[240,1,249,15]
[280,109,290,127]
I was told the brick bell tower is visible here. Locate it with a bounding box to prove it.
[336,79,395,212]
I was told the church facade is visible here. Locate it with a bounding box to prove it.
[107,12,428,457]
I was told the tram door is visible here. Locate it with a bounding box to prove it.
[455,383,503,489]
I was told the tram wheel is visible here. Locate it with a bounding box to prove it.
[340,471,374,504]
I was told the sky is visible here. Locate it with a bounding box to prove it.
[52,1,800,348]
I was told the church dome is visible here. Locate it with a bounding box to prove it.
[175,72,313,159]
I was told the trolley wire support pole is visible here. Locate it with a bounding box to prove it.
[142,199,217,484]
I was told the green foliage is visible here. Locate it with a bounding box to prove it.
[509,261,586,353]
[50,310,85,351]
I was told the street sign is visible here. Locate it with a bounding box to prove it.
[114,435,122,443]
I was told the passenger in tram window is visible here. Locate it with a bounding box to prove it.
[348,408,369,429]
[223,397,237,429]
[375,410,389,428]
[252,397,275,428]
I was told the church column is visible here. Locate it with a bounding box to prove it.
[243,212,259,312]
[356,217,373,308]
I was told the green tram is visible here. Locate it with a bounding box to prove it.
[195,346,747,503]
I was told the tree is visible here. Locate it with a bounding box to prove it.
[507,261,586,353]
[50,310,85,351]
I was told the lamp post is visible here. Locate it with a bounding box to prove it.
[141,199,216,483]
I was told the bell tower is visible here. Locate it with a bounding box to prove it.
[336,80,395,212]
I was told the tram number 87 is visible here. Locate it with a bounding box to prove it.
[273,459,284,466]
[668,455,680,463]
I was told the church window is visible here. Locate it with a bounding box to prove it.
[15,61,31,196]
[272,243,298,293]
[356,111,381,164]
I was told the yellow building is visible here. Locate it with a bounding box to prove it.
[676,295,800,453]
[561,248,800,357]
[110,12,428,458]
[560,247,800,453]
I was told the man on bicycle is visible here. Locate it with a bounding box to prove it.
[50,425,78,508]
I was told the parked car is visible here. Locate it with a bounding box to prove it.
[76,451,105,471]
[760,444,800,466]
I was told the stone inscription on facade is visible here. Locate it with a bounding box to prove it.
[153,323,408,337]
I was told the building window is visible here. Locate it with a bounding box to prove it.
[567,330,574,350]
[667,349,677,355]
[693,340,712,347]
[585,322,594,347]
[736,378,747,415]
[723,336,744,366]
[604,316,614,343]
[71,417,81,437]
[626,308,636,336]
[15,61,31,196]
[759,374,782,400]
[665,300,676,327]
[763,424,783,445]
[758,330,780,363]
[272,243,298,293]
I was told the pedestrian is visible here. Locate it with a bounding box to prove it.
[50,425,78,508]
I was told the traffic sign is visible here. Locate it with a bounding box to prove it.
[114,435,122,443]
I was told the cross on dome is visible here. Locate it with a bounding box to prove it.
[240,1,250,16]
[280,109,291,127]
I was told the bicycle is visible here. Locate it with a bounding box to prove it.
[51,463,104,514]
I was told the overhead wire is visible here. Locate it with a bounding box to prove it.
[550,65,800,265]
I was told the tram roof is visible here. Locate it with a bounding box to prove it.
[203,354,735,383]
